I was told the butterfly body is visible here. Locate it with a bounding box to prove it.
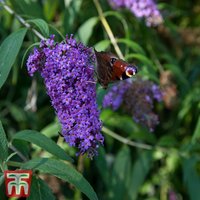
[94,50,138,88]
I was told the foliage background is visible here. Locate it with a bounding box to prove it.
[0,0,200,199]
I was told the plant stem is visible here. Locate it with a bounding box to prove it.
[102,126,153,150]
[147,44,164,73]
[74,155,85,200]
[1,0,45,40]
[9,144,28,162]
[103,127,187,157]
[102,126,168,153]
[93,0,124,59]
[6,161,22,168]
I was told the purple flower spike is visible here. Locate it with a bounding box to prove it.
[103,78,162,131]
[27,35,103,158]
[109,0,163,27]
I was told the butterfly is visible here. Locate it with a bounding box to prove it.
[94,50,138,89]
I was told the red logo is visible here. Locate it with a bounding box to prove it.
[4,170,32,197]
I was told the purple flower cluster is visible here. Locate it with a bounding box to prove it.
[27,35,103,158]
[109,0,163,26]
[103,81,131,110]
[103,78,162,131]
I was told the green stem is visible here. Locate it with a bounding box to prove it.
[9,144,28,162]
[6,161,22,168]
[74,155,85,199]
[103,126,189,158]
[93,0,124,59]
[102,126,153,150]
[102,126,168,153]
[147,44,164,73]
[1,0,45,40]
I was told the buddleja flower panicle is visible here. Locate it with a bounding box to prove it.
[27,35,103,158]
[109,0,163,27]
[103,78,162,132]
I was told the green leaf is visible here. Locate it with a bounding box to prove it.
[9,104,27,122]
[158,135,178,147]
[77,17,98,44]
[0,28,27,89]
[27,176,55,200]
[12,130,73,162]
[94,40,111,51]
[163,63,188,87]
[0,121,8,163]
[27,19,49,37]
[0,175,6,200]
[41,120,61,138]
[10,0,43,18]
[178,88,200,120]
[117,38,145,55]
[22,158,98,200]
[125,53,153,67]
[0,175,4,186]
[192,115,200,143]
[104,11,129,38]
[43,0,59,21]
[182,156,200,200]
[110,146,131,200]
[128,151,153,200]
[101,111,156,143]
[95,148,109,188]
[12,140,30,160]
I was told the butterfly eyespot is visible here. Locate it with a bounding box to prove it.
[110,57,117,65]
[94,50,138,88]
[125,66,138,77]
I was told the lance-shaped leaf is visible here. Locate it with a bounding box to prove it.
[0,28,27,89]
[22,158,98,200]
[12,130,73,162]
[0,121,8,163]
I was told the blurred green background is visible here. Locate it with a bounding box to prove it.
[1,0,200,199]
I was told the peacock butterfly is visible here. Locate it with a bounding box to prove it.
[94,50,138,89]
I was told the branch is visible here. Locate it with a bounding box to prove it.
[9,144,28,162]
[102,126,168,153]
[93,0,124,59]
[6,161,22,168]
[1,0,45,40]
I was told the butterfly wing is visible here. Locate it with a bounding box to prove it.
[94,50,138,88]
[94,50,117,88]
